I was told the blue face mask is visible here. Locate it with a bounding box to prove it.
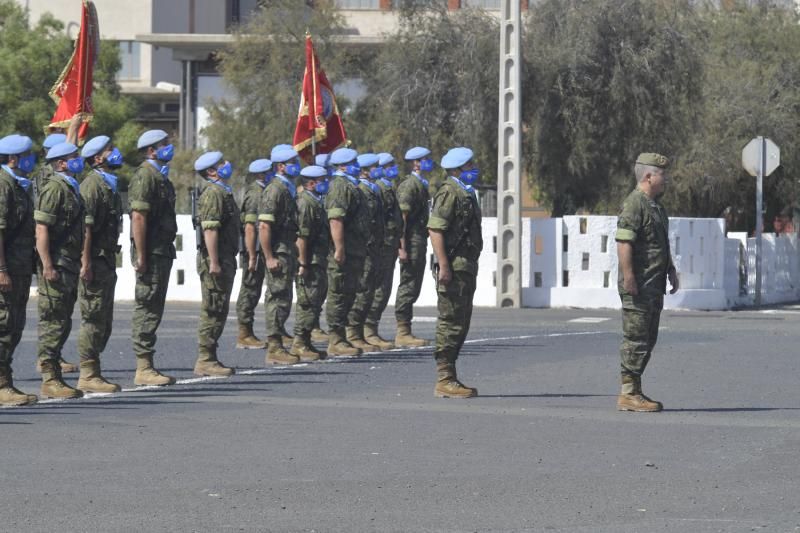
[315,178,329,195]
[346,162,361,177]
[384,165,399,179]
[217,161,233,180]
[156,144,174,162]
[420,158,434,172]
[369,167,384,180]
[265,170,275,181]
[106,147,124,168]
[460,168,479,185]
[17,153,36,174]
[66,156,85,175]
[285,162,301,177]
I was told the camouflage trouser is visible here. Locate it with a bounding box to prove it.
[293,264,327,336]
[619,291,663,383]
[326,254,365,330]
[366,247,397,327]
[264,252,296,338]
[77,257,117,363]
[235,252,265,327]
[0,273,32,383]
[131,254,173,357]
[434,269,476,363]
[348,251,380,328]
[37,268,79,363]
[395,240,427,323]
[197,255,236,353]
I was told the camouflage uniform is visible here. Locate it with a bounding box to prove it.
[77,170,122,367]
[325,173,368,331]
[35,173,84,366]
[366,177,402,329]
[395,173,430,322]
[31,164,54,201]
[128,161,177,360]
[293,189,329,338]
[258,176,298,339]
[0,169,35,394]
[197,181,240,359]
[347,179,384,339]
[236,179,266,331]
[616,187,673,394]
[427,177,483,368]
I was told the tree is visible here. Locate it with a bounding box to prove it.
[523,0,704,216]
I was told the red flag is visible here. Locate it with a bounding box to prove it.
[46,0,99,143]
[292,35,347,162]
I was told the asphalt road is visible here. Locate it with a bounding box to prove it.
[2,300,800,532]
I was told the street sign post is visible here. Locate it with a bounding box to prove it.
[742,137,780,306]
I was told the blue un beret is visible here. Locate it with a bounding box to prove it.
[270,144,294,160]
[441,147,474,170]
[46,142,79,161]
[404,146,431,161]
[272,148,299,164]
[137,129,168,149]
[300,165,327,180]
[378,152,394,166]
[194,151,223,172]
[249,158,272,173]
[43,133,67,150]
[0,134,34,155]
[81,135,111,159]
[315,154,330,167]
[329,148,358,166]
[357,153,379,168]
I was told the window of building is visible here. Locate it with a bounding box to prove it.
[335,0,381,8]
[117,41,141,81]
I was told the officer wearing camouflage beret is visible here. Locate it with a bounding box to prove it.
[0,135,38,405]
[428,147,482,399]
[615,152,679,412]
[75,135,124,393]
[35,142,86,399]
[194,151,239,376]
[235,158,273,350]
[129,129,178,386]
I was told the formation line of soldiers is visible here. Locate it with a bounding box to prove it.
[0,127,485,406]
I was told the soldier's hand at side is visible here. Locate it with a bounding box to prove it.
[334,247,345,266]
[134,258,147,274]
[43,265,59,283]
[248,256,257,272]
[80,262,93,283]
[623,276,638,296]
[0,271,12,292]
[438,264,452,286]
[668,267,679,294]
[298,265,308,278]
[209,261,222,277]
[398,248,408,263]
[266,257,281,272]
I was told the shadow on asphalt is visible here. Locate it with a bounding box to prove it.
[480,393,615,398]
[664,407,800,412]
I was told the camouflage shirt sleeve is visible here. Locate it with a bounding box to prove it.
[34,180,62,226]
[325,178,348,220]
[296,196,313,238]
[0,179,11,231]
[396,179,415,214]
[616,191,643,242]
[80,175,100,226]
[258,183,283,224]
[128,166,157,212]
[199,186,224,230]
[242,184,260,224]
[427,186,455,232]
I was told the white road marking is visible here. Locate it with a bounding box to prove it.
[412,316,437,322]
[568,317,612,323]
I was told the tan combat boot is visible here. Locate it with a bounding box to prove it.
[326,328,362,358]
[77,360,121,393]
[134,354,176,386]
[279,329,294,346]
[616,375,662,412]
[394,321,427,348]
[236,324,266,350]
[266,336,300,365]
[194,347,235,377]
[363,323,395,351]
[36,356,79,374]
[346,325,381,353]
[0,370,37,406]
[39,359,84,399]
[289,333,326,362]
[434,360,478,398]
[311,327,329,343]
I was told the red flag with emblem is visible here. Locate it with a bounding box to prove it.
[292,34,347,162]
[46,0,99,143]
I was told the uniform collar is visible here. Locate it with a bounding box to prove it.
[1,165,31,191]
[412,171,429,188]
